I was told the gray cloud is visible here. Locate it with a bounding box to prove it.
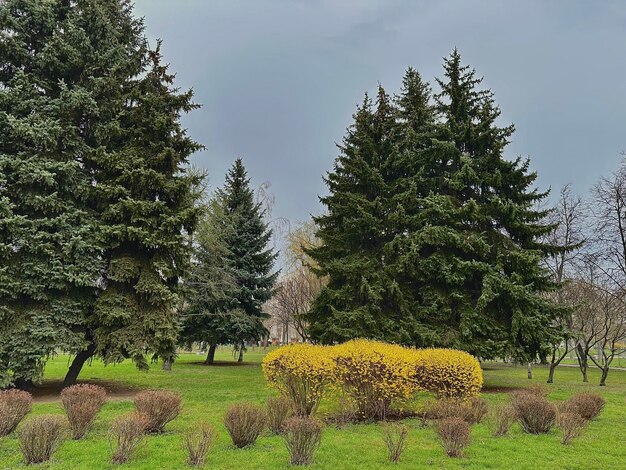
[134,0,626,227]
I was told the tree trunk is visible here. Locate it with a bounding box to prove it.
[599,367,609,386]
[575,344,588,382]
[63,341,97,388]
[162,357,172,371]
[238,346,244,363]
[546,344,569,384]
[205,343,217,365]
[527,362,532,379]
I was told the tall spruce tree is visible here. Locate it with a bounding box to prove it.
[385,67,441,345]
[71,42,202,385]
[307,87,407,343]
[194,159,278,362]
[0,0,136,387]
[0,0,201,387]
[308,52,562,361]
[415,49,561,360]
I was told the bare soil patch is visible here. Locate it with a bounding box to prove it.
[30,380,139,404]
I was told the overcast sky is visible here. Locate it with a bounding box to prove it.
[134,0,626,228]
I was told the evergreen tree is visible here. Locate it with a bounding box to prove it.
[309,52,563,361]
[411,49,560,361]
[307,87,406,343]
[71,42,202,385]
[384,67,441,345]
[0,0,135,387]
[0,0,201,387]
[209,159,278,361]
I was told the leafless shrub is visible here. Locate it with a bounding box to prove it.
[267,396,293,434]
[19,415,66,465]
[109,412,148,464]
[436,417,470,458]
[224,403,267,448]
[558,412,586,445]
[283,416,322,466]
[133,390,181,433]
[61,384,107,439]
[383,423,408,463]
[513,392,556,434]
[0,389,32,436]
[566,392,605,420]
[462,397,488,424]
[183,422,216,467]
[486,402,517,436]
[423,397,487,424]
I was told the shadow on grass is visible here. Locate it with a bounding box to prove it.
[187,360,257,367]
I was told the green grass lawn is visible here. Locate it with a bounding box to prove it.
[1,348,625,469]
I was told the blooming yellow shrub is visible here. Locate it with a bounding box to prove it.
[262,341,483,419]
[262,344,334,416]
[412,348,483,398]
[330,339,416,419]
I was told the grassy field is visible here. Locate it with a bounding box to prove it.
[1,348,625,469]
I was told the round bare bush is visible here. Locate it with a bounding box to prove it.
[436,417,470,458]
[486,402,517,437]
[514,384,549,398]
[61,384,107,439]
[462,396,488,424]
[224,402,266,448]
[283,416,322,466]
[513,393,556,434]
[19,415,66,465]
[133,390,181,433]
[267,396,293,434]
[109,412,148,464]
[184,421,216,467]
[559,412,586,445]
[0,389,32,436]
[567,392,605,421]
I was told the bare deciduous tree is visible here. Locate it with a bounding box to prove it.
[585,284,626,386]
[569,266,603,382]
[543,185,587,383]
[265,221,326,343]
[571,159,626,385]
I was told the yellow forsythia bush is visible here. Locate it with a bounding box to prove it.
[330,339,416,419]
[263,340,483,419]
[262,344,334,416]
[412,348,483,398]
